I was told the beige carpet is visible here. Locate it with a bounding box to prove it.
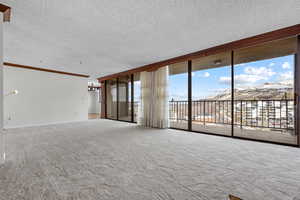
[1,119,300,200]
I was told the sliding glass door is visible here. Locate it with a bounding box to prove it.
[233,37,297,145]
[106,78,117,119]
[118,75,132,122]
[169,62,189,129]
[191,52,232,136]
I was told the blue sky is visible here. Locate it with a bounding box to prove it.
[169,55,294,100]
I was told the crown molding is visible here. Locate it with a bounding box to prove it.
[4,62,90,78]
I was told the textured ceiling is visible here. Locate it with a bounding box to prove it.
[1,0,300,80]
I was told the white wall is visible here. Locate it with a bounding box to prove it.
[3,67,88,128]
[0,12,4,164]
[88,90,100,114]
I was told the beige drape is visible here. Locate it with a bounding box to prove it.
[138,66,169,128]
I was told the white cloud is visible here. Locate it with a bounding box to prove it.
[279,71,293,81]
[191,72,195,77]
[219,66,276,86]
[219,74,268,86]
[282,62,291,69]
[219,76,231,84]
[244,66,276,77]
[200,72,210,77]
[269,62,275,67]
[235,74,266,84]
[196,72,210,78]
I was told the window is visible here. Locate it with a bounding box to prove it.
[169,62,189,129]
[233,37,297,144]
[192,52,232,136]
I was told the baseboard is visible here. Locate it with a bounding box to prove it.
[3,119,89,129]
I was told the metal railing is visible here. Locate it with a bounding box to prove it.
[169,99,294,131]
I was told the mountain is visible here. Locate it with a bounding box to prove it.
[209,82,293,100]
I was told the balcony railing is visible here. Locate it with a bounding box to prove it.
[169,99,294,131]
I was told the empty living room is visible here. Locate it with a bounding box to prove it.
[1,1,300,199]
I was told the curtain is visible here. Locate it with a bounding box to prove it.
[138,66,169,128]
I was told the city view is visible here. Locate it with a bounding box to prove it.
[168,54,295,142]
